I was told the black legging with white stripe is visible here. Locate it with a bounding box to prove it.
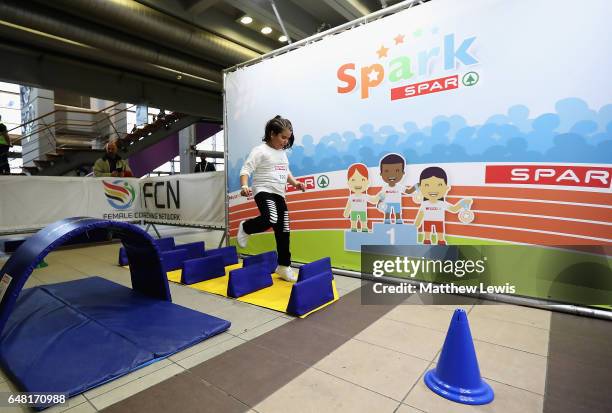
[243,191,291,266]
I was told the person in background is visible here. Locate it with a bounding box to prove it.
[194,157,216,173]
[154,108,166,123]
[0,115,12,175]
[93,139,132,177]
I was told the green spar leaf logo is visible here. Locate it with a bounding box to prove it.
[462,72,479,86]
[317,175,330,188]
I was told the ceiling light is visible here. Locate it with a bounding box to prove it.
[261,26,272,35]
[278,35,288,42]
[240,16,253,24]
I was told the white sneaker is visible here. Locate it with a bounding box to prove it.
[237,221,249,248]
[275,265,297,282]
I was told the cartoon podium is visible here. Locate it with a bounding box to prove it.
[344,221,418,251]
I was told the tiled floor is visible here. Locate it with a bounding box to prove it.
[0,227,610,413]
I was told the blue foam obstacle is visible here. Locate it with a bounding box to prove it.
[297,256,331,282]
[205,246,239,266]
[181,255,226,284]
[3,238,26,253]
[0,218,230,402]
[118,236,177,266]
[180,241,206,260]
[155,236,177,252]
[286,271,335,316]
[424,309,494,405]
[243,251,278,275]
[160,248,190,272]
[286,257,335,316]
[227,264,273,298]
[118,246,129,266]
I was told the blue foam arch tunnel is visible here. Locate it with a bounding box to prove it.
[0,217,230,404]
[0,217,170,332]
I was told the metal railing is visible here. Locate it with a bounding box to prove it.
[9,102,135,166]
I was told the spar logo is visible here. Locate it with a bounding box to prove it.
[103,180,136,209]
[336,30,479,100]
[287,176,315,192]
[485,165,612,189]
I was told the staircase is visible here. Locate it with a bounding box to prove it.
[20,111,208,176]
[17,102,128,176]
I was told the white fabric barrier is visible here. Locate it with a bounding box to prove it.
[0,172,225,233]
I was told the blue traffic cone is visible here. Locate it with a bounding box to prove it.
[424,308,494,405]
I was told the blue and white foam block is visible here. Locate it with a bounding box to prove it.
[344,222,418,251]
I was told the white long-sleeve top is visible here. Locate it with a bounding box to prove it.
[239,143,290,197]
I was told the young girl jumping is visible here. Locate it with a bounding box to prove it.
[237,115,305,282]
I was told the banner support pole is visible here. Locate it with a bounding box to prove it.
[270,0,292,44]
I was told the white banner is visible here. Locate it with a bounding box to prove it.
[0,172,225,233]
[224,0,612,266]
[138,172,225,227]
[225,0,611,191]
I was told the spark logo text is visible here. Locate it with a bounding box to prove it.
[336,34,478,99]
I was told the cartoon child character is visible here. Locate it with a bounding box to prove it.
[376,153,416,224]
[413,166,473,245]
[343,163,378,232]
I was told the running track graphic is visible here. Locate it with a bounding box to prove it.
[229,186,612,247]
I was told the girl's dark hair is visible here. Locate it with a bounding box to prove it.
[263,115,294,149]
[419,166,448,201]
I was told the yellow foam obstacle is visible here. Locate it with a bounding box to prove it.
[167,250,339,317]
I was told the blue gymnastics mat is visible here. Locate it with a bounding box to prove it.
[0,276,230,398]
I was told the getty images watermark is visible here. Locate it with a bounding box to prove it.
[369,256,516,295]
[361,244,611,306]
[358,245,522,304]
